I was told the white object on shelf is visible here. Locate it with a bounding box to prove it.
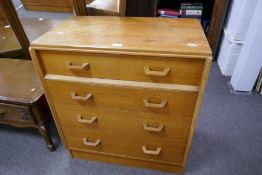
[218,29,243,76]
[224,0,258,41]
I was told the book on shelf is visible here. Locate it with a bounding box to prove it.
[160,14,179,18]
[158,8,180,16]
[180,3,203,10]
[180,2,203,19]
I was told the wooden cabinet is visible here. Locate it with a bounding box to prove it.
[0,59,55,151]
[29,16,212,174]
[21,0,73,13]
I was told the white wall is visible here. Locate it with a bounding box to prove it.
[230,0,262,92]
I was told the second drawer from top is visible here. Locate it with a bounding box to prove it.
[45,79,198,116]
[39,50,204,86]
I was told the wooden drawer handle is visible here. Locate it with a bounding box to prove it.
[143,99,167,108]
[83,138,101,147]
[71,92,93,101]
[77,115,97,124]
[143,122,164,132]
[144,66,170,77]
[142,146,162,155]
[66,61,89,70]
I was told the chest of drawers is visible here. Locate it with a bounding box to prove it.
[30,16,212,174]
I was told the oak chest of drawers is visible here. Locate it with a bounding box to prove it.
[30,16,212,174]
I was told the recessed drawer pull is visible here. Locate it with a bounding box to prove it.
[70,92,93,101]
[77,115,97,124]
[141,146,162,155]
[66,61,89,70]
[143,99,167,108]
[143,122,164,132]
[83,138,101,147]
[144,66,170,77]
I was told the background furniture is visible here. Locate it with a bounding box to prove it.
[0,0,31,59]
[0,7,7,26]
[30,16,212,174]
[86,0,126,16]
[20,0,73,13]
[0,58,55,151]
[125,0,229,58]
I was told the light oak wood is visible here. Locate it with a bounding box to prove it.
[45,80,198,116]
[52,103,193,138]
[71,150,185,173]
[31,17,212,56]
[29,17,212,174]
[40,50,204,86]
[62,126,187,163]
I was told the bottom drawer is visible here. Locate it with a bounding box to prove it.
[71,150,184,173]
[62,126,187,164]
[0,103,34,124]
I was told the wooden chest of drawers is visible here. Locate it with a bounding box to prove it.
[30,16,212,174]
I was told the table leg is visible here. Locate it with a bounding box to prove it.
[38,122,56,152]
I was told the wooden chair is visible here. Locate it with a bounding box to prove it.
[86,0,126,16]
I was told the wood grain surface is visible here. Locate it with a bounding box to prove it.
[31,17,212,56]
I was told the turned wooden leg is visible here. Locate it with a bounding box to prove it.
[38,123,56,152]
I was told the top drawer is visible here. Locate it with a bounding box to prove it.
[38,50,204,86]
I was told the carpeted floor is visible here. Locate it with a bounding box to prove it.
[0,63,262,175]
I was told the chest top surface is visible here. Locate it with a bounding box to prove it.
[0,59,43,104]
[30,16,212,56]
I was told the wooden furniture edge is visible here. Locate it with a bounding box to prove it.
[69,147,182,166]
[119,0,126,17]
[70,150,185,174]
[29,47,68,148]
[0,86,43,104]
[0,120,36,128]
[45,74,199,92]
[23,4,72,13]
[29,46,212,59]
[182,57,212,166]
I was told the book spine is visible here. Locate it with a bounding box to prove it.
[181,6,203,10]
[158,9,180,16]
[160,14,178,18]
[180,10,202,16]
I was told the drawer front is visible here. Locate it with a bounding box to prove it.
[0,103,34,123]
[54,103,192,138]
[46,80,198,116]
[39,50,204,86]
[62,126,186,163]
